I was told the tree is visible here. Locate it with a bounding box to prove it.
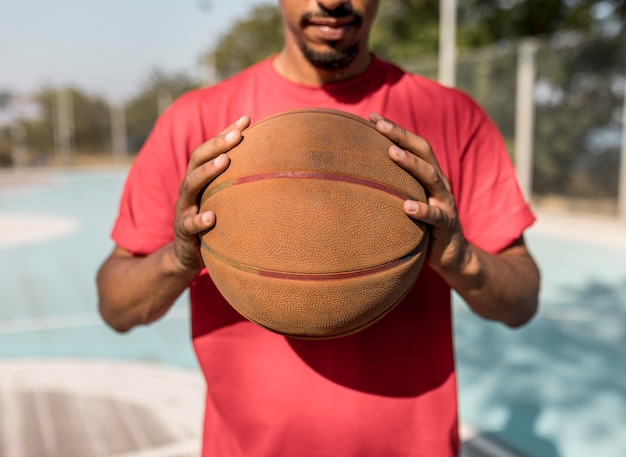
[457,0,625,47]
[203,0,626,81]
[22,89,55,161]
[70,89,111,153]
[208,4,284,81]
[125,69,199,153]
[7,86,111,164]
[532,34,625,200]
[370,0,440,63]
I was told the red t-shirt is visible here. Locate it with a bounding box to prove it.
[112,56,535,457]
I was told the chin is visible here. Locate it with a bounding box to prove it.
[301,42,359,71]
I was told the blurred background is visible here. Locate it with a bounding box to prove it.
[2,0,626,219]
[1,1,625,457]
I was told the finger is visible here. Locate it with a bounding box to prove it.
[388,145,450,204]
[177,210,217,238]
[187,115,250,171]
[370,112,441,173]
[403,199,449,229]
[178,153,230,209]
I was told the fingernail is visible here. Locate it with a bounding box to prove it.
[378,119,393,132]
[405,200,418,212]
[225,130,238,142]
[201,212,213,224]
[390,145,405,159]
[214,153,227,165]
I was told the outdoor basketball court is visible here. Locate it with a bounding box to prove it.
[1,168,624,457]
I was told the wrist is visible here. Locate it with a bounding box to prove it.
[165,242,204,278]
[435,240,485,290]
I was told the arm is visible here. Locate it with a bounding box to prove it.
[432,235,539,327]
[97,116,250,332]
[371,113,540,328]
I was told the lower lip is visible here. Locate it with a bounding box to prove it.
[312,24,351,41]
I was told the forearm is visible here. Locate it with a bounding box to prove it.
[96,243,200,332]
[437,240,540,327]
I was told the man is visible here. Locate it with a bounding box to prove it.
[97,0,540,455]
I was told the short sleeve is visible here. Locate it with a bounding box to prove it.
[111,100,204,255]
[454,104,535,254]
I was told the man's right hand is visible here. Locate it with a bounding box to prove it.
[96,115,250,332]
[172,115,250,272]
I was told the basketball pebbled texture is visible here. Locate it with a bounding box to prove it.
[199,108,429,339]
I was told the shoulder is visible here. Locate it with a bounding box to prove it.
[172,59,272,109]
[157,59,273,135]
[404,72,485,116]
[374,57,490,142]
[376,56,482,108]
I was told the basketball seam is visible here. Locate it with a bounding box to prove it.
[250,271,418,340]
[201,171,422,204]
[249,108,373,132]
[200,236,428,281]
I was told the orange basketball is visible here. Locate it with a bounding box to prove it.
[199,108,429,339]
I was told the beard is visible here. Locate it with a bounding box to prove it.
[298,4,363,71]
[300,42,360,71]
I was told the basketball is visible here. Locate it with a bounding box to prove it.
[199,108,429,339]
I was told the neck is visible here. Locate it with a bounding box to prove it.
[273,46,372,86]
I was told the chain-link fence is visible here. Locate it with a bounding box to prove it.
[458,34,625,217]
[0,79,188,168]
[407,33,626,218]
[532,34,625,216]
[1,34,625,218]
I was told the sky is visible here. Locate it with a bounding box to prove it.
[0,0,267,101]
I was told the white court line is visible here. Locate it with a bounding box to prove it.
[118,400,154,454]
[0,376,25,457]
[538,309,626,323]
[454,304,625,323]
[459,423,520,457]
[0,358,506,457]
[460,422,520,457]
[0,213,81,249]
[33,389,59,456]
[0,308,189,335]
[530,211,626,250]
[0,360,204,457]
[0,314,104,335]
[77,393,111,457]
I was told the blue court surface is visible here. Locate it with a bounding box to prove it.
[1,168,625,457]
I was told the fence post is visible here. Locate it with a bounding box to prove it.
[110,101,128,162]
[9,95,29,167]
[619,40,626,223]
[438,0,456,87]
[157,92,173,114]
[53,88,74,166]
[514,38,539,202]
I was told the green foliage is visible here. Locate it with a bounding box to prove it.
[70,89,111,153]
[203,0,625,80]
[210,4,284,80]
[5,0,624,186]
[456,44,518,138]
[453,32,625,204]
[23,89,55,158]
[531,34,625,199]
[125,69,199,153]
[457,0,625,48]
[10,86,111,164]
[371,0,440,61]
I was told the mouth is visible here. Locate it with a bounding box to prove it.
[302,15,362,42]
[307,16,356,27]
[311,24,353,41]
